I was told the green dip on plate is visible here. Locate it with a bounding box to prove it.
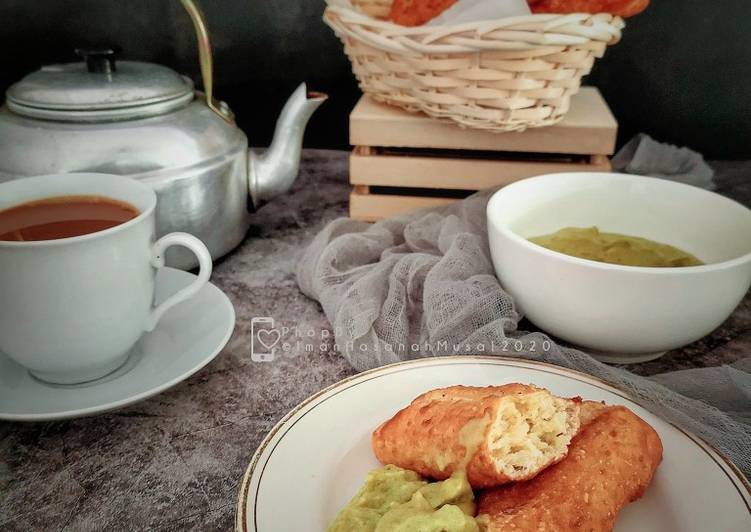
[327,465,478,532]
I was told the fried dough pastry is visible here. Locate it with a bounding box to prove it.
[528,0,650,18]
[389,0,459,26]
[372,384,582,488]
[477,404,663,532]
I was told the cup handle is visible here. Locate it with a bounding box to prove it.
[145,232,213,331]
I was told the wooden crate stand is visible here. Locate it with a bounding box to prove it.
[348,87,618,222]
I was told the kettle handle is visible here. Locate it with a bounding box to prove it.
[179,0,234,123]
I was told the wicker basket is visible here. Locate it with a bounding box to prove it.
[325,0,624,132]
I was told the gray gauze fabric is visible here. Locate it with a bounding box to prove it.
[612,133,716,189]
[297,191,751,478]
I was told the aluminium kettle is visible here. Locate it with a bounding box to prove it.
[0,0,327,268]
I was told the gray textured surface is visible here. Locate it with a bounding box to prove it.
[0,150,749,530]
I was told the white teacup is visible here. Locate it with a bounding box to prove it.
[0,173,212,384]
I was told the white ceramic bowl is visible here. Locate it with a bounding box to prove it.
[487,173,751,362]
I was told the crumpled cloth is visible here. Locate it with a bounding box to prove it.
[295,138,749,477]
[612,133,716,189]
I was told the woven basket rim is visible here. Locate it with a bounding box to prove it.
[325,0,625,34]
[324,1,624,54]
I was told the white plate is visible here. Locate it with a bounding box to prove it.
[236,357,751,532]
[0,267,235,421]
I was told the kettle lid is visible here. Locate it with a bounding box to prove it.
[6,49,194,122]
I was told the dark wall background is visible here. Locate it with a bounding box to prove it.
[1,0,749,159]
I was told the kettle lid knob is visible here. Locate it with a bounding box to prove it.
[75,47,119,74]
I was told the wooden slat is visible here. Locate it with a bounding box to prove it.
[350,87,617,155]
[349,189,457,222]
[350,150,611,190]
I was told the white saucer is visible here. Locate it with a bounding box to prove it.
[0,267,235,421]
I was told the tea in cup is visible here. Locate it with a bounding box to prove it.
[0,173,212,384]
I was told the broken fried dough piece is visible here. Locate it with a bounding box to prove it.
[372,384,582,489]
[477,404,663,532]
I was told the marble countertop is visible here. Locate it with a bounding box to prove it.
[1,151,749,531]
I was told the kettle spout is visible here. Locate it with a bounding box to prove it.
[248,83,327,206]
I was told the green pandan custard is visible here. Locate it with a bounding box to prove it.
[327,465,479,532]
